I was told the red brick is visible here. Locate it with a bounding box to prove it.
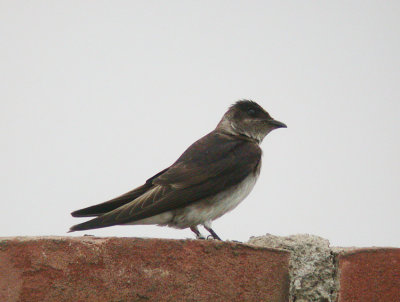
[337,248,400,302]
[0,237,290,302]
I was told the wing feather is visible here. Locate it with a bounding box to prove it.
[69,132,261,232]
[70,168,169,217]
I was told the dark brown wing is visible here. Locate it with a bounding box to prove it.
[70,168,169,217]
[69,132,261,232]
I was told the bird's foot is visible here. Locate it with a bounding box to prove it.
[204,227,222,241]
[191,226,206,240]
[207,234,222,241]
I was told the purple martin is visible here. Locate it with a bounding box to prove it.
[69,100,286,240]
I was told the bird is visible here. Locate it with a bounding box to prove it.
[69,100,286,240]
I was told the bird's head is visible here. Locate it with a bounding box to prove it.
[217,100,287,143]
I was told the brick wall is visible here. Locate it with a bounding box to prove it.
[0,235,399,302]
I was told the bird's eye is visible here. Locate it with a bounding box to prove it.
[247,109,256,116]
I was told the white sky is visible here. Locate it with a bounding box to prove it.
[1,1,399,247]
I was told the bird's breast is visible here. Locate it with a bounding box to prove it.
[210,172,259,219]
[171,171,260,228]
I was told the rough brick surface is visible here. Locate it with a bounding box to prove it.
[248,234,337,302]
[0,237,290,302]
[337,248,400,302]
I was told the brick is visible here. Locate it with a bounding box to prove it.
[0,237,290,302]
[337,248,400,302]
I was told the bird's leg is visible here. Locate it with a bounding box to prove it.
[190,226,205,239]
[204,226,222,241]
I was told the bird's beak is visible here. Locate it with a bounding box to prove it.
[268,119,287,128]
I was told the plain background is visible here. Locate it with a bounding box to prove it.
[1,1,399,247]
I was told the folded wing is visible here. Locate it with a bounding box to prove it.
[69,132,261,232]
[70,168,169,217]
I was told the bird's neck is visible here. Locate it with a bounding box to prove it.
[216,120,260,144]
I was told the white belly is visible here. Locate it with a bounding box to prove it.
[171,173,259,228]
[125,211,174,226]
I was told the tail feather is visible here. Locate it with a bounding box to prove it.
[69,168,170,232]
[71,184,150,217]
[71,168,169,218]
[68,216,116,232]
